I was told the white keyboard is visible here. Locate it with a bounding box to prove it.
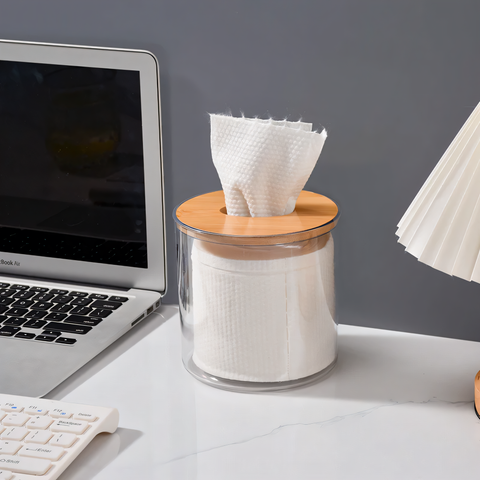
[0,394,119,480]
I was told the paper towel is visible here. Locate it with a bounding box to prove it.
[192,234,336,382]
[210,114,327,217]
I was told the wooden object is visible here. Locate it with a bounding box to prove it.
[174,190,339,245]
[475,370,480,418]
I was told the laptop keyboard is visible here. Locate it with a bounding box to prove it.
[0,283,129,346]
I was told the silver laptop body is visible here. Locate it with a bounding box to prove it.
[0,39,166,397]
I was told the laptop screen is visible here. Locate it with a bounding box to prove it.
[0,60,148,269]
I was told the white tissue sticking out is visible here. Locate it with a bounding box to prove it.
[210,114,327,217]
[192,234,337,382]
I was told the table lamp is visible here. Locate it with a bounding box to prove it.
[395,101,480,417]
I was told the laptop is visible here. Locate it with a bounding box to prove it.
[0,39,166,397]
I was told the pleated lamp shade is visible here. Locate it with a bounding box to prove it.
[396,101,480,283]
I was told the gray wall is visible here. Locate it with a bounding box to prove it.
[2,0,480,341]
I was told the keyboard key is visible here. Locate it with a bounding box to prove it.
[41,330,61,338]
[89,294,108,300]
[50,409,73,419]
[12,291,35,300]
[70,291,88,297]
[1,404,23,413]
[26,416,53,430]
[51,419,89,435]
[65,316,102,327]
[24,406,48,416]
[25,430,53,444]
[0,326,21,337]
[89,309,112,318]
[1,427,29,441]
[11,300,33,308]
[49,289,68,295]
[29,287,49,293]
[0,290,15,297]
[0,298,14,306]
[0,453,51,475]
[0,306,7,315]
[4,318,27,327]
[34,335,56,343]
[49,432,77,448]
[0,468,14,479]
[31,293,54,302]
[74,412,97,422]
[70,306,92,316]
[52,295,74,304]
[55,337,77,345]
[14,332,35,340]
[71,297,92,306]
[31,302,53,311]
[50,303,73,313]
[11,285,29,290]
[3,414,28,427]
[45,312,67,321]
[24,310,47,320]
[23,320,47,329]
[19,444,64,461]
[0,315,7,323]
[109,296,129,302]
[45,322,92,335]
[5,308,28,317]
[0,283,10,288]
[90,300,122,310]
[0,440,22,455]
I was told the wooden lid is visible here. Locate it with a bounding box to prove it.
[174,190,339,245]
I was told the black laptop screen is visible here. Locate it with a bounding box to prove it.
[0,61,148,268]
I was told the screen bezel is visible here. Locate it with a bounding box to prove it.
[0,39,166,294]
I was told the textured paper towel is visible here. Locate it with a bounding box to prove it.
[192,234,336,382]
[210,114,327,217]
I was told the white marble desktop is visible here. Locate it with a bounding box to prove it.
[47,305,480,479]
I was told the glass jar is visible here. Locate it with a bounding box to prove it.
[174,190,339,392]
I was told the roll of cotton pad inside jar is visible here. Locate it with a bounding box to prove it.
[191,233,337,382]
